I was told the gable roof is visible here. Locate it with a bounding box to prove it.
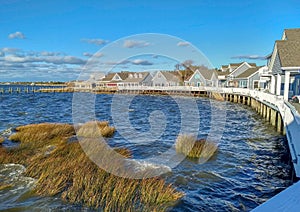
[160,71,181,82]
[235,67,260,79]
[186,69,216,81]
[229,63,243,67]
[276,40,300,68]
[283,28,300,40]
[217,70,230,76]
[101,73,116,81]
[123,72,150,83]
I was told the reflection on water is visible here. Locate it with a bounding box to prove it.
[0,86,292,211]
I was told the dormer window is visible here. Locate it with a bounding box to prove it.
[134,73,138,78]
[139,73,143,78]
[129,74,133,78]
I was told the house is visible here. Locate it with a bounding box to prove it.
[74,80,96,91]
[120,72,153,87]
[226,62,257,87]
[234,66,262,89]
[228,63,243,72]
[185,69,218,87]
[268,28,300,100]
[97,72,131,87]
[152,71,182,86]
[217,70,230,87]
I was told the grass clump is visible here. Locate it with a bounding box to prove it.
[175,134,218,159]
[0,123,183,211]
[76,121,115,138]
[0,137,4,145]
[0,183,13,190]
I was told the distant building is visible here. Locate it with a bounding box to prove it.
[234,66,263,89]
[119,72,153,87]
[226,62,257,87]
[152,71,182,86]
[97,72,131,87]
[185,69,218,87]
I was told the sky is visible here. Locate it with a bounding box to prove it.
[0,0,300,82]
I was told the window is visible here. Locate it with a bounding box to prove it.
[254,81,259,89]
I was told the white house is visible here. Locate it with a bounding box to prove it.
[152,71,182,86]
[226,62,257,87]
[268,28,300,100]
[120,72,153,87]
[185,69,218,87]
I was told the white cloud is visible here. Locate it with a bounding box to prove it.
[0,52,4,57]
[231,55,266,60]
[83,52,104,58]
[1,47,20,53]
[131,59,153,65]
[177,41,190,47]
[8,31,26,39]
[123,40,150,48]
[40,51,61,56]
[81,38,108,45]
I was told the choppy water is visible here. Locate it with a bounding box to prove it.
[0,85,292,211]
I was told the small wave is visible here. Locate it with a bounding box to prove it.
[0,127,13,137]
[0,163,36,209]
[124,159,171,178]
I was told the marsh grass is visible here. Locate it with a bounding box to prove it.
[76,121,115,138]
[175,134,218,159]
[0,123,183,211]
[0,137,4,145]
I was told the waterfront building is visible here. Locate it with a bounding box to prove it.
[226,62,257,87]
[184,69,218,87]
[268,28,300,100]
[119,72,153,87]
[151,71,182,86]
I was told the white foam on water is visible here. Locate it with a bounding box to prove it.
[124,159,172,178]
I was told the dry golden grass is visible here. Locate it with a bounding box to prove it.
[0,183,13,190]
[0,137,4,144]
[76,121,115,138]
[0,123,183,211]
[175,134,218,159]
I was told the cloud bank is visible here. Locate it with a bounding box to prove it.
[81,38,108,45]
[231,55,267,60]
[123,40,150,48]
[8,31,26,39]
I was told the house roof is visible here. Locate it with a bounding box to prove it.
[229,63,243,68]
[185,69,216,81]
[276,40,300,67]
[161,71,181,82]
[123,72,150,83]
[284,28,300,40]
[101,72,132,82]
[235,67,260,79]
[217,70,230,76]
[101,73,115,81]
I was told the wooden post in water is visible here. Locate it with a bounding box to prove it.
[277,112,283,133]
[247,97,251,106]
[270,109,277,127]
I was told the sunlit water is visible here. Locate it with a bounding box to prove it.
[0,85,292,211]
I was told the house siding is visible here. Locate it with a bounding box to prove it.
[230,63,251,77]
[249,72,260,89]
[271,53,282,74]
[188,72,206,86]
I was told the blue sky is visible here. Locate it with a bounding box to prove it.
[0,0,300,81]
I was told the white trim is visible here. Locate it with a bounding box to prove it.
[229,62,252,76]
[281,67,300,70]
